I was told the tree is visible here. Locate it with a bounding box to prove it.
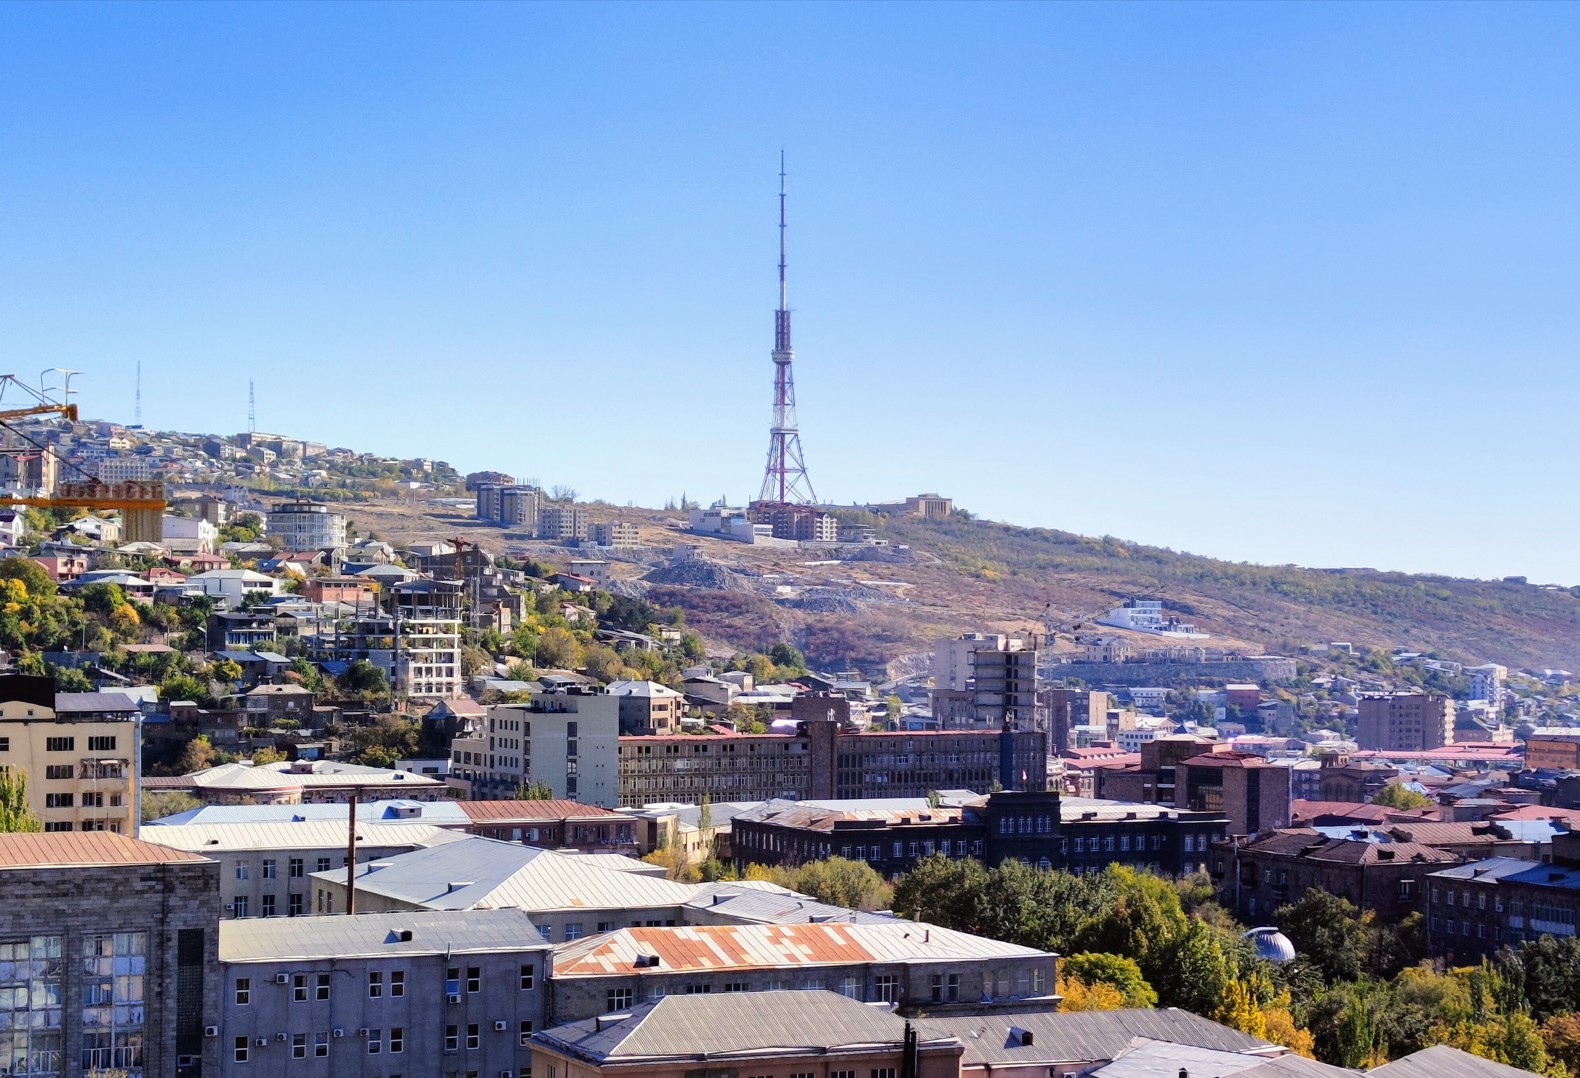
[0,769,42,832]
[1150,919,1235,1015]
[1275,889,1370,984]
[536,627,582,670]
[1059,975,1125,1011]
[1502,934,1580,1021]
[140,790,201,823]
[0,555,55,598]
[251,746,286,765]
[514,780,555,800]
[783,857,892,911]
[767,642,807,676]
[885,694,904,724]
[213,658,244,684]
[51,666,93,693]
[336,660,389,701]
[176,735,219,774]
[1060,953,1156,1008]
[1371,783,1433,810]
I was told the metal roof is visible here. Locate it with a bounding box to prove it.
[218,908,548,962]
[140,820,466,854]
[681,886,898,926]
[1094,1040,1353,1078]
[53,691,141,713]
[0,833,209,868]
[146,799,470,826]
[913,1008,1276,1067]
[457,800,635,822]
[1368,1044,1544,1078]
[535,989,955,1063]
[184,760,444,790]
[550,921,1046,978]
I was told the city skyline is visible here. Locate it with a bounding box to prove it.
[3,4,1578,583]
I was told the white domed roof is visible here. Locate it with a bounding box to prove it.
[1244,926,1296,963]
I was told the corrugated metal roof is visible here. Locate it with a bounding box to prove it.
[147,799,471,827]
[458,800,634,822]
[1368,1044,1544,1078]
[536,990,953,1062]
[0,833,209,868]
[141,820,467,853]
[218,909,547,962]
[185,761,444,790]
[551,921,1045,977]
[914,1009,1276,1067]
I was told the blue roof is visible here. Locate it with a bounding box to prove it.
[1426,856,1542,883]
[1505,861,1580,891]
[146,799,470,827]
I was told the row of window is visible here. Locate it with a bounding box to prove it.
[1432,887,1500,911]
[598,969,1048,1011]
[236,966,537,1005]
[35,736,119,752]
[1430,916,1501,941]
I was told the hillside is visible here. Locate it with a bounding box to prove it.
[338,495,1580,676]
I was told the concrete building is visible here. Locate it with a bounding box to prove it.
[140,820,466,919]
[547,921,1054,1022]
[0,678,140,835]
[1422,838,1580,964]
[146,760,446,806]
[532,991,964,1078]
[1174,750,1293,836]
[216,909,549,1078]
[538,504,589,542]
[605,680,685,736]
[0,832,222,1078]
[1523,734,1580,771]
[930,634,1039,730]
[450,692,622,807]
[189,570,283,609]
[161,514,219,555]
[477,483,543,528]
[1356,693,1455,752]
[1042,688,1108,754]
[390,578,464,698]
[264,502,347,551]
[587,521,639,548]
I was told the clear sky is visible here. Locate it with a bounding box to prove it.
[2,3,1577,584]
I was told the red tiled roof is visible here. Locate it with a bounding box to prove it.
[0,833,208,868]
[458,799,632,822]
[1179,751,1269,768]
[1488,805,1580,822]
[1290,800,1435,824]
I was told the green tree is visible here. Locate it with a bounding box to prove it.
[0,769,42,832]
[514,780,555,800]
[536,627,583,670]
[885,694,904,724]
[786,857,892,911]
[175,735,219,774]
[767,642,807,676]
[1150,919,1235,1015]
[1060,953,1157,1008]
[336,659,389,701]
[1371,783,1433,810]
[140,790,202,823]
[51,666,93,693]
[0,555,55,597]
[1275,889,1370,984]
[1501,934,1580,1021]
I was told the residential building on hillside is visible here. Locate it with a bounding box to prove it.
[217,909,549,1078]
[546,921,1055,1021]
[532,991,965,1078]
[538,504,589,542]
[605,680,685,735]
[1356,693,1455,752]
[588,520,639,548]
[449,692,622,806]
[264,501,347,551]
[0,677,140,834]
[0,832,223,1078]
[733,791,1229,877]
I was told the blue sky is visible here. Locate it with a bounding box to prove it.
[2,3,1577,584]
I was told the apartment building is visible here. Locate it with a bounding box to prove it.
[1525,734,1580,771]
[931,634,1039,730]
[217,909,549,1078]
[0,832,222,1078]
[587,520,639,548]
[1356,693,1455,752]
[449,692,622,807]
[538,504,589,542]
[0,678,140,834]
[264,502,347,551]
[605,680,685,735]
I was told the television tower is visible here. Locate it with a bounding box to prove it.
[134,362,142,423]
[757,153,817,506]
[247,380,256,433]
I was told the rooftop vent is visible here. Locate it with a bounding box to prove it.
[1009,1027,1034,1047]
[595,1013,631,1031]
[446,881,475,894]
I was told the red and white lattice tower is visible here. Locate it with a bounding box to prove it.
[757,154,818,506]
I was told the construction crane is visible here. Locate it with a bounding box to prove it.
[0,374,168,543]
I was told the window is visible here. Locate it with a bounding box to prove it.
[831,1071,856,1078]
[88,736,116,752]
[316,973,330,1001]
[467,966,481,993]
[290,858,304,878]
[840,976,861,999]
[597,921,616,933]
[261,895,275,918]
[289,1032,306,1058]
[0,737,7,751]
[368,1028,382,1054]
[873,1069,897,1078]
[234,896,249,918]
[607,988,633,1011]
[316,857,332,872]
[293,974,308,1002]
[263,859,276,879]
[563,923,583,941]
[315,1032,329,1057]
[236,863,250,880]
[235,978,251,1005]
[369,971,383,998]
[82,931,146,1073]
[289,893,304,917]
[234,1036,249,1063]
[45,793,73,808]
[466,1023,480,1050]
[447,967,461,994]
[46,737,75,752]
[45,764,73,780]
[445,1025,459,1052]
[392,970,406,997]
[519,1021,534,1047]
[391,1026,404,1052]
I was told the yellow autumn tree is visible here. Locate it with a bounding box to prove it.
[1214,977,1268,1039]
[1059,975,1125,1012]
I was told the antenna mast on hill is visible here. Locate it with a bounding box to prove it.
[756,152,817,506]
[248,381,256,433]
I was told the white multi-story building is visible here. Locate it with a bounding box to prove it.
[450,692,621,807]
[1096,599,1208,638]
[265,501,347,551]
[1467,664,1507,712]
[97,456,152,482]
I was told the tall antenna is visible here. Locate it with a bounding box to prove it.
[757,152,817,506]
[248,380,256,434]
[134,362,142,423]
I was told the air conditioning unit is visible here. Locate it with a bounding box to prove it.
[501,1071,514,1078]
[358,1029,370,1039]
[224,903,235,911]
[274,973,290,984]
[276,1033,287,1042]
[494,1020,508,1032]
[448,993,462,1004]
[254,1037,267,1047]
[204,1026,219,1038]
[332,1029,344,1039]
